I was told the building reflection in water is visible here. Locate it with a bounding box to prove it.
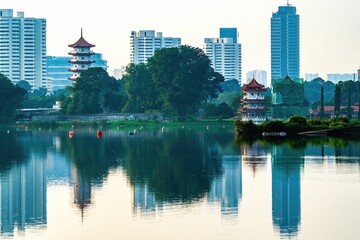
[0,157,47,236]
[132,183,163,217]
[271,143,303,238]
[208,156,242,218]
[72,166,92,219]
[241,141,268,175]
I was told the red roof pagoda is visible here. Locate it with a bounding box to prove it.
[68,29,95,81]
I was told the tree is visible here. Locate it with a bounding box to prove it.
[16,80,32,93]
[122,63,157,113]
[358,92,360,121]
[205,102,234,119]
[61,67,126,114]
[0,73,26,123]
[320,86,324,119]
[334,84,340,117]
[147,45,224,118]
[347,86,352,120]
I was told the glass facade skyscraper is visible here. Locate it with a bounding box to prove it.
[46,53,108,91]
[271,4,300,80]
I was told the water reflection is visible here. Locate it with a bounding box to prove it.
[208,156,242,218]
[0,131,46,236]
[271,141,304,238]
[123,129,225,204]
[241,141,269,174]
[1,128,360,238]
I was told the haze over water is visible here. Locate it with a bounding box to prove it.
[1,126,360,239]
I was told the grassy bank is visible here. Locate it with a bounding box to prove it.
[15,118,235,131]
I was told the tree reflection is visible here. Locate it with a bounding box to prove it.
[0,130,26,170]
[122,129,223,203]
[59,131,125,213]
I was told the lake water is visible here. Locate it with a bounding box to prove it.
[0,125,360,239]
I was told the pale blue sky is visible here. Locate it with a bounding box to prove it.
[2,0,360,80]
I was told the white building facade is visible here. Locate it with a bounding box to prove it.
[0,9,46,89]
[327,73,357,84]
[304,73,319,81]
[203,37,242,84]
[246,70,267,86]
[130,30,181,64]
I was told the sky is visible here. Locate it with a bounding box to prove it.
[2,0,360,81]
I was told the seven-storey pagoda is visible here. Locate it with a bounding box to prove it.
[68,29,95,80]
[240,78,268,124]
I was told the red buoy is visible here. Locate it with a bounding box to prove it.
[69,130,74,138]
[97,130,102,138]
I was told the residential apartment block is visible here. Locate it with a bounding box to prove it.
[130,30,181,64]
[203,30,242,83]
[0,9,46,88]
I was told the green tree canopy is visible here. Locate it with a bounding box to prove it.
[122,63,157,113]
[334,84,340,117]
[147,45,224,117]
[16,80,32,92]
[61,67,126,114]
[0,73,26,123]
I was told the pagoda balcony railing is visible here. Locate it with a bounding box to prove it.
[68,51,95,56]
[242,97,266,101]
[68,59,95,64]
[241,107,268,112]
[242,117,266,122]
[68,67,87,72]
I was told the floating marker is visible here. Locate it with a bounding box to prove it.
[69,130,74,138]
[97,130,103,138]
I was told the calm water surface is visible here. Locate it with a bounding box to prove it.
[0,126,360,239]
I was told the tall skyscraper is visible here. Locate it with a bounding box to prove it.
[203,36,242,83]
[0,9,46,88]
[220,28,238,44]
[271,4,300,80]
[130,30,181,64]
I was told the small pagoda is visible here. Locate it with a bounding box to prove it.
[68,29,95,80]
[240,78,268,124]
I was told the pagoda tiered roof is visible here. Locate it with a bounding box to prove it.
[242,78,266,92]
[68,29,95,48]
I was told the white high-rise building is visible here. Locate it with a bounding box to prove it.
[0,9,46,89]
[130,30,181,64]
[203,37,242,83]
[327,73,356,84]
[304,73,319,81]
[246,70,267,86]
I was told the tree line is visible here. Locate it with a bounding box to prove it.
[61,45,225,119]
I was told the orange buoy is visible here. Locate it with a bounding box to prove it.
[97,130,102,138]
[69,130,74,138]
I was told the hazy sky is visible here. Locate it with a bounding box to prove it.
[2,0,360,80]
